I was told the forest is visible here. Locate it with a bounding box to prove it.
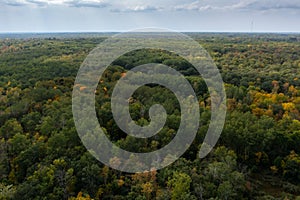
[0,33,300,199]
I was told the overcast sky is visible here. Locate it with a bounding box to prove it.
[0,0,299,32]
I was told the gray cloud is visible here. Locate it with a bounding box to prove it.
[26,0,48,6]
[1,0,109,8]
[111,5,160,13]
[241,0,300,11]
[174,0,252,11]
[1,0,28,6]
[175,0,300,12]
[0,0,185,11]
[5,2,26,6]
[66,0,109,8]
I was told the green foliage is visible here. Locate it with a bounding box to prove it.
[0,33,300,199]
[0,184,16,200]
[167,172,194,200]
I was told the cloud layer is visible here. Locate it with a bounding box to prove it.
[1,0,108,8]
[1,0,300,12]
[1,0,299,32]
[175,0,300,12]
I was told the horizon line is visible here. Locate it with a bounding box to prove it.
[0,31,300,34]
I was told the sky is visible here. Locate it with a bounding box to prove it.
[0,0,299,32]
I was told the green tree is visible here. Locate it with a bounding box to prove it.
[167,172,195,200]
[0,119,23,140]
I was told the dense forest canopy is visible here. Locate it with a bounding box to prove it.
[0,33,300,199]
